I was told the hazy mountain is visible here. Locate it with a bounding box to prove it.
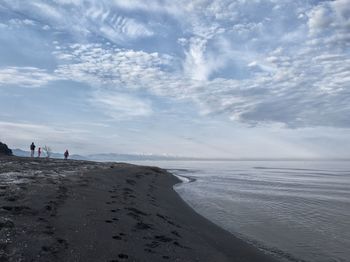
[12,149,28,157]
[86,153,191,161]
[11,149,190,161]
[12,149,88,160]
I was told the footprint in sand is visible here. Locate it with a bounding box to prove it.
[126,179,136,186]
[56,238,69,249]
[126,207,149,221]
[157,213,181,228]
[2,205,34,214]
[126,207,148,216]
[122,187,133,193]
[118,253,128,259]
[5,196,18,202]
[173,241,190,249]
[155,235,173,242]
[43,229,54,235]
[144,248,156,254]
[122,188,136,200]
[127,212,140,220]
[135,222,153,230]
[45,205,53,211]
[145,241,160,248]
[171,230,181,237]
[0,219,14,229]
[41,246,50,252]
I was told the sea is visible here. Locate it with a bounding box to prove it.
[131,160,350,262]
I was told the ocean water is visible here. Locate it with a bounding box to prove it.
[132,160,350,262]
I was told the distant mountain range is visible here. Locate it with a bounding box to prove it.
[11,149,197,161]
[12,148,349,162]
[12,149,86,160]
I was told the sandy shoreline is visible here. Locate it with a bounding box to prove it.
[0,156,278,261]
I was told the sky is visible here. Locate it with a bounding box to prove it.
[0,0,350,158]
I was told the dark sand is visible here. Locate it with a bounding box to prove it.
[0,156,278,262]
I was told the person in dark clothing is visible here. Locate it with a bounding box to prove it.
[30,142,36,157]
[64,149,69,160]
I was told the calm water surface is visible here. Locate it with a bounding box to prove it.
[132,160,350,262]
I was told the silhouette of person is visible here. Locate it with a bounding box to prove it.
[64,149,69,160]
[30,142,36,157]
[38,147,41,158]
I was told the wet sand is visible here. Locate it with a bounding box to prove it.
[0,156,278,261]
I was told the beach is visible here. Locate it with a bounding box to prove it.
[0,156,277,262]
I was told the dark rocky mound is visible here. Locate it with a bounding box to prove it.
[0,142,13,156]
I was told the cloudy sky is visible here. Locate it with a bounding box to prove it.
[1,0,350,158]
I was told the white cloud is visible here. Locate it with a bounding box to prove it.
[8,18,36,27]
[308,5,332,35]
[99,16,154,42]
[0,0,155,44]
[49,38,350,127]
[332,0,350,22]
[111,0,183,16]
[2,0,350,129]
[183,37,209,81]
[0,67,57,88]
[53,0,84,4]
[31,1,63,20]
[90,91,153,119]
[53,43,175,87]
[42,25,50,30]
[307,0,350,47]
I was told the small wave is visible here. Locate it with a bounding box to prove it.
[254,166,329,172]
[217,229,311,262]
[167,168,200,174]
[167,168,199,184]
[168,168,191,172]
[254,166,350,174]
[172,174,196,184]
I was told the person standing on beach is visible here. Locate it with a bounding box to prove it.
[38,147,41,158]
[30,142,36,157]
[64,149,69,160]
